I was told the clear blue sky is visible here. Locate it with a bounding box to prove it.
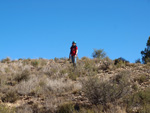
[0,0,150,62]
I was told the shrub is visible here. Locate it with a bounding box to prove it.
[82,77,104,105]
[22,59,31,65]
[43,95,63,112]
[15,76,39,95]
[135,59,141,63]
[1,57,11,63]
[138,104,150,113]
[132,83,139,91]
[16,105,33,113]
[83,58,98,76]
[66,58,98,80]
[60,69,68,75]
[42,65,60,77]
[115,60,126,68]
[57,103,75,113]
[114,57,129,66]
[143,62,150,69]
[134,74,149,84]
[57,103,105,113]
[145,58,150,64]
[100,57,114,70]
[83,71,131,105]
[67,66,83,80]
[31,59,39,67]
[68,71,78,81]
[54,57,59,62]
[46,78,74,94]
[4,68,11,73]
[18,58,23,61]
[125,88,150,112]
[14,70,30,83]
[92,49,106,59]
[39,59,47,66]
[0,104,15,113]
[1,90,18,103]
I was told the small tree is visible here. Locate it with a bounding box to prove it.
[141,37,150,64]
[135,59,141,64]
[92,49,106,59]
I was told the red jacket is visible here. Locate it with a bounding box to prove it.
[70,46,78,56]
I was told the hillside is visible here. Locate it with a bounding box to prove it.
[0,57,150,113]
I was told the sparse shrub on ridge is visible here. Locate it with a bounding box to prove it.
[22,59,31,65]
[92,49,106,59]
[135,59,141,64]
[54,57,59,62]
[100,57,114,70]
[114,57,129,68]
[115,60,126,68]
[31,59,39,67]
[1,57,11,63]
[39,59,48,66]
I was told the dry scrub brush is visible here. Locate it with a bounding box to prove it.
[82,71,132,105]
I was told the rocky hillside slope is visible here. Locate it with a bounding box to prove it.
[0,57,150,113]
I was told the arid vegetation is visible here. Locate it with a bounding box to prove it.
[0,57,150,113]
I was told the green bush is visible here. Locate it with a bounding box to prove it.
[57,103,76,113]
[115,61,125,68]
[1,90,18,103]
[31,60,39,67]
[92,49,106,59]
[14,70,30,83]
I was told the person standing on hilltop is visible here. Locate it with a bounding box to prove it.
[69,41,78,66]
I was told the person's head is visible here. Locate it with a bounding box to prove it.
[72,41,76,46]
